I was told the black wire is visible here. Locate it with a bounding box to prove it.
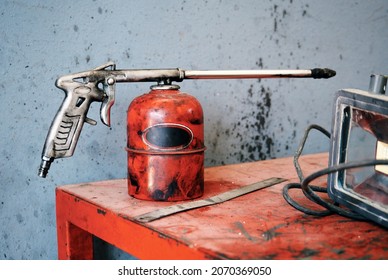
[293,124,331,182]
[283,183,332,216]
[283,124,333,216]
[300,158,388,220]
[282,124,388,221]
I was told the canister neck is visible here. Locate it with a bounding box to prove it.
[150,82,180,90]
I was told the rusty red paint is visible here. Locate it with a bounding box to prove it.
[127,88,205,201]
[55,154,388,260]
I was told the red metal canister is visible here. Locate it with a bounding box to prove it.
[126,85,205,201]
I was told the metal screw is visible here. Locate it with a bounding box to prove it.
[107,77,115,85]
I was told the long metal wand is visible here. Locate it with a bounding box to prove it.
[183,68,335,80]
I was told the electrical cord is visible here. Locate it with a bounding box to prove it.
[283,124,333,217]
[282,124,388,221]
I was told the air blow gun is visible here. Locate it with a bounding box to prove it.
[38,62,335,181]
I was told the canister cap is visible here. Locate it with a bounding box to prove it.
[150,83,180,90]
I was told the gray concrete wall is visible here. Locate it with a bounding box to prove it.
[1,0,387,259]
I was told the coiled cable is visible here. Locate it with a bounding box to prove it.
[282,124,388,221]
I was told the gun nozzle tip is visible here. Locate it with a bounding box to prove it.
[325,68,336,78]
[311,68,336,79]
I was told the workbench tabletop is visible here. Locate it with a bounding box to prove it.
[56,153,388,259]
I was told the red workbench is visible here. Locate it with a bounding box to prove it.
[55,153,388,259]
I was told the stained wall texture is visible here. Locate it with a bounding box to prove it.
[0,0,387,259]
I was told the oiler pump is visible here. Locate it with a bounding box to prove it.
[38,62,335,201]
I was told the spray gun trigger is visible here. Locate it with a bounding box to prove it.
[100,76,116,127]
[85,117,97,126]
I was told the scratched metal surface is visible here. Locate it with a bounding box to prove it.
[59,154,388,259]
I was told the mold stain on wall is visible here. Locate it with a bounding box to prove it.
[233,83,274,162]
[205,80,276,166]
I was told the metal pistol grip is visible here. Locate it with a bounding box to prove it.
[38,80,99,177]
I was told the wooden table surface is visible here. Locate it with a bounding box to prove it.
[55,153,388,259]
